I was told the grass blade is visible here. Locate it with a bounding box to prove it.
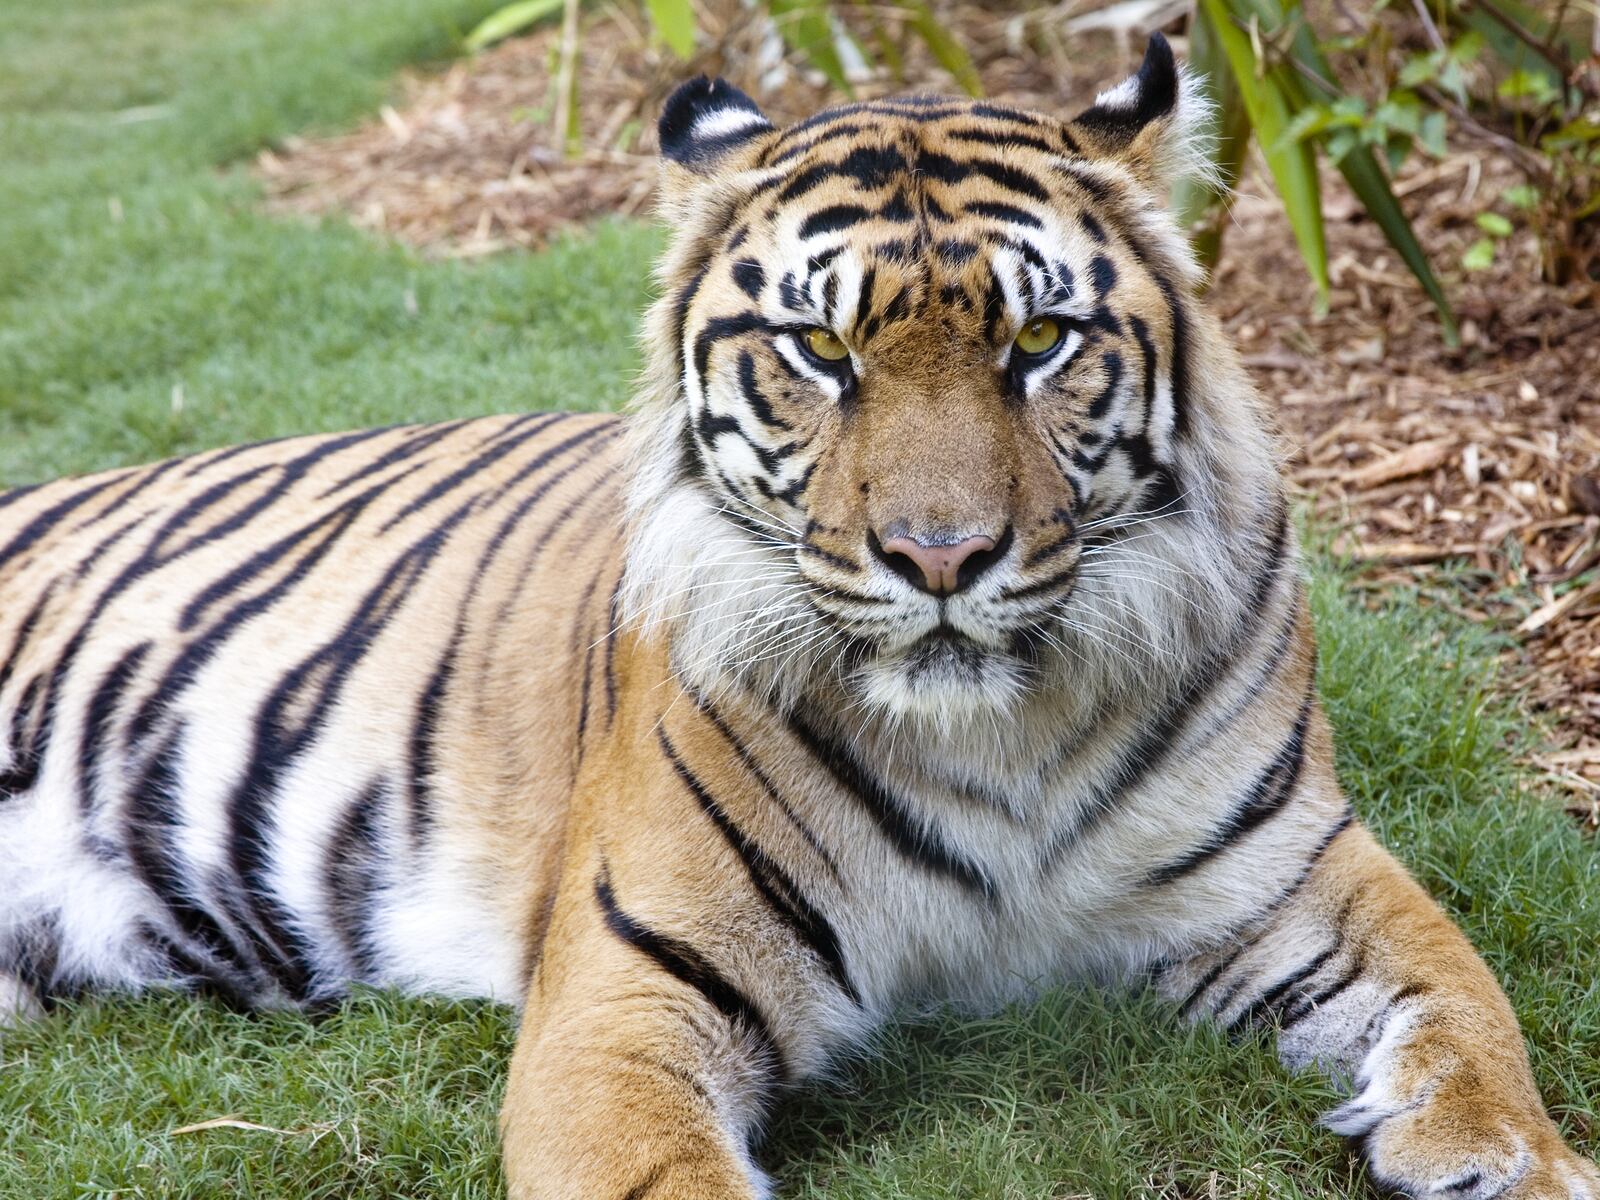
[769,0,853,95]
[464,0,566,52]
[904,0,981,96]
[646,0,696,60]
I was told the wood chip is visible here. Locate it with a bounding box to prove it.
[1519,579,1600,635]
[1342,438,1457,489]
[1345,540,1481,566]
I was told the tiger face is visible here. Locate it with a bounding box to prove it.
[626,38,1270,726]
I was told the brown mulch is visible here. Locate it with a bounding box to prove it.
[257,5,1600,815]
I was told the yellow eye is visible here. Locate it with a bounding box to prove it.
[804,327,850,363]
[1014,317,1063,356]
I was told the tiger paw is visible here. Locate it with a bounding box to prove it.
[1327,1091,1600,1199]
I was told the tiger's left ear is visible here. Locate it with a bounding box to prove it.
[657,76,777,202]
[1067,33,1214,192]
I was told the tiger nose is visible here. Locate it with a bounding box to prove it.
[871,531,1003,596]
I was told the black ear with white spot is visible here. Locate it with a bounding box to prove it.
[1068,33,1212,190]
[658,76,775,174]
[1076,32,1179,139]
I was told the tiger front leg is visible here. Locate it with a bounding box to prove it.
[499,866,784,1200]
[1168,821,1598,1199]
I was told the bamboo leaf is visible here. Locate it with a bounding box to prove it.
[1198,0,1329,307]
[646,0,696,59]
[464,0,566,52]
[904,0,981,97]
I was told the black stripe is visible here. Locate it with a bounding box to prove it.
[736,351,793,434]
[1246,804,1355,928]
[659,729,858,1003]
[226,495,482,999]
[970,102,1045,128]
[1142,691,1313,887]
[1152,272,1192,438]
[127,482,396,753]
[799,540,861,574]
[323,780,389,980]
[0,475,124,574]
[964,200,1041,228]
[181,433,299,477]
[6,914,63,1008]
[1040,503,1291,868]
[917,151,1050,201]
[766,121,871,166]
[409,644,454,844]
[798,204,872,240]
[1223,943,1338,1034]
[604,577,622,720]
[318,419,471,499]
[0,674,43,800]
[621,1165,668,1200]
[1177,939,1249,1019]
[124,725,263,990]
[72,459,185,532]
[731,258,766,301]
[1281,952,1365,1029]
[0,482,43,513]
[0,584,54,703]
[1085,351,1124,421]
[1052,162,1116,204]
[999,562,1077,602]
[695,691,844,884]
[790,713,994,899]
[403,434,625,842]
[778,144,909,203]
[1128,316,1159,449]
[945,125,1057,155]
[135,919,253,1009]
[692,313,767,391]
[77,641,152,814]
[594,868,786,1080]
[377,413,565,533]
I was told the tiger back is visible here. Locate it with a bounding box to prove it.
[0,414,625,1008]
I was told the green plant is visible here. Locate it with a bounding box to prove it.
[1184,0,1457,338]
[1184,0,1599,341]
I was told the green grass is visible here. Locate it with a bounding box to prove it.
[2,1,1597,1196]
[0,0,660,487]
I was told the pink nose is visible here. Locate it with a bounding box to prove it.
[877,533,999,595]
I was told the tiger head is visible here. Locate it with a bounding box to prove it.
[623,36,1284,733]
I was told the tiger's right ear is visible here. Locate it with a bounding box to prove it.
[658,76,775,189]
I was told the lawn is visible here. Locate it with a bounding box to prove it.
[1,1,1597,1197]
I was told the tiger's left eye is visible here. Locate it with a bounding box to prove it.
[1014,317,1063,356]
[803,328,851,363]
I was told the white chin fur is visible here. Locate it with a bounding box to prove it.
[854,642,1028,728]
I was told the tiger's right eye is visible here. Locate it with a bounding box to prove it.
[1014,317,1063,357]
[803,328,850,363]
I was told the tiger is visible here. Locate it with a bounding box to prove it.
[0,33,1594,1199]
